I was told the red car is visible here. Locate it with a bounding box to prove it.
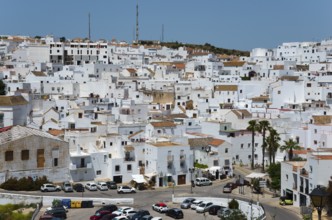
[90,210,112,220]
[152,202,168,213]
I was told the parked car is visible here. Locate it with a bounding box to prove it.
[196,202,214,213]
[44,207,67,219]
[279,196,293,205]
[100,214,120,220]
[73,183,85,192]
[90,210,112,220]
[46,205,68,213]
[124,210,138,218]
[190,200,203,210]
[97,182,109,191]
[112,206,134,216]
[106,181,118,189]
[40,183,61,192]
[112,216,129,220]
[117,185,136,194]
[141,215,153,220]
[86,182,98,191]
[96,205,118,214]
[62,181,73,192]
[152,202,168,213]
[39,213,59,220]
[165,208,183,219]
[208,205,224,215]
[129,210,150,220]
[180,198,195,209]
[195,177,212,186]
[223,182,237,193]
[217,207,232,219]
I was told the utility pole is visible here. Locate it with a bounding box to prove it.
[88,13,91,41]
[135,0,139,43]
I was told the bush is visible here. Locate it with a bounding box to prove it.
[228,199,239,209]
[194,162,208,169]
[0,176,49,191]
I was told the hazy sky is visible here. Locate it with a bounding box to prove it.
[1,0,331,50]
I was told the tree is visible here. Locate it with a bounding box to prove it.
[0,80,6,95]
[228,199,239,209]
[266,128,280,164]
[258,120,270,172]
[267,163,281,191]
[280,139,301,161]
[247,120,260,170]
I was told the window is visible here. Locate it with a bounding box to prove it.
[115,165,120,172]
[104,155,107,162]
[225,148,228,153]
[236,155,239,160]
[314,140,317,144]
[37,149,45,168]
[278,90,281,94]
[5,151,13,161]
[110,142,113,146]
[241,144,244,149]
[127,164,132,171]
[78,113,83,118]
[188,122,192,126]
[248,143,250,148]
[53,158,58,167]
[21,150,29,160]
[248,155,251,159]
[96,170,101,175]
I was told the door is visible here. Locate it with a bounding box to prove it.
[177,175,186,185]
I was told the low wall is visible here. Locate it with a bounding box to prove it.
[173,196,266,220]
[0,192,133,207]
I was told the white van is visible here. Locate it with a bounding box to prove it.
[195,177,212,186]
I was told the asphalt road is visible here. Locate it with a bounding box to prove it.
[17,179,300,220]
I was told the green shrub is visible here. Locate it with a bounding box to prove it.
[0,176,49,191]
[194,162,208,169]
[228,199,239,209]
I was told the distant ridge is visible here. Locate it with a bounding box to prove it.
[139,40,250,57]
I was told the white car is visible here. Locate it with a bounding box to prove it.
[46,206,68,212]
[152,202,168,213]
[97,182,108,191]
[40,183,61,192]
[196,202,214,213]
[112,206,134,215]
[190,200,203,210]
[117,185,136,194]
[85,182,97,191]
[113,216,129,220]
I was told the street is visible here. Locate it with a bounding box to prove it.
[27,178,301,220]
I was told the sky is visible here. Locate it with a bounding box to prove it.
[1,0,331,51]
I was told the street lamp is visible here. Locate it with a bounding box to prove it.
[309,185,328,220]
[189,168,195,194]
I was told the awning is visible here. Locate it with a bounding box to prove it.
[246,172,267,179]
[144,172,157,179]
[132,174,147,183]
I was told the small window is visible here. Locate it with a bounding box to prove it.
[78,113,83,118]
[110,142,113,146]
[241,144,244,149]
[127,164,132,171]
[21,150,29,160]
[278,90,281,94]
[96,170,101,175]
[115,165,120,172]
[225,148,228,153]
[5,151,13,161]
[53,158,58,167]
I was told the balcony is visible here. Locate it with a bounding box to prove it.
[69,162,92,170]
[124,157,135,162]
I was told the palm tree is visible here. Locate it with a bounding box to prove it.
[258,120,270,172]
[280,139,301,161]
[266,128,280,164]
[247,120,260,170]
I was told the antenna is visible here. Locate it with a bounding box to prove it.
[161,24,164,42]
[88,13,91,41]
[135,0,139,43]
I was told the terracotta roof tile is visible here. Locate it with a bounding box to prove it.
[223,61,245,67]
[214,85,238,91]
[208,138,225,147]
[0,96,28,106]
[150,121,176,128]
